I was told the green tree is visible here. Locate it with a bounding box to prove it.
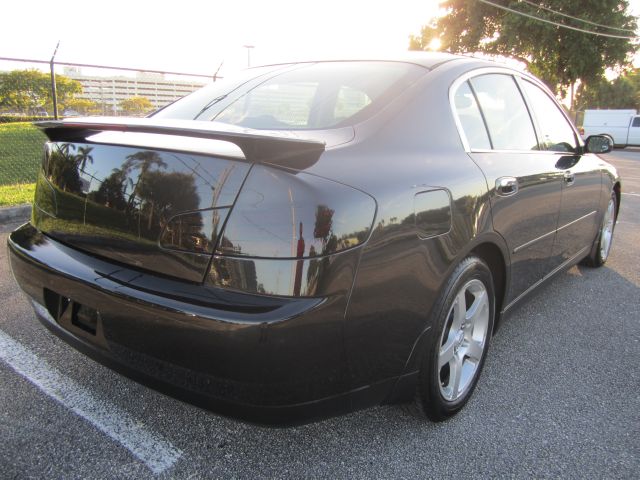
[0,69,82,114]
[575,69,640,111]
[119,96,154,116]
[63,98,101,116]
[410,0,638,98]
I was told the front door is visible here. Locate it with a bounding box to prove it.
[519,79,602,264]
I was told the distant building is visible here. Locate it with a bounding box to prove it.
[63,67,208,115]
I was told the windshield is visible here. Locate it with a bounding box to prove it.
[153,61,426,130]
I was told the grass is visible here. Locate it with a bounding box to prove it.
[0,183,36,206]
[0,122,47,184]
[0,122,46,205]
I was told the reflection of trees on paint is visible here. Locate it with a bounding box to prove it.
[137,170,201,232]
[314,204,337,255]
[90,168,127,210]
[303,205,337,295]
[46,144,81,192]
[43,145,204,243]
[44,143,94,193]
[89,159,201,239]
[121,150,167,214]
[74,145,94,173]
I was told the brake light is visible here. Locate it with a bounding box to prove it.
[216,165,376,258]
[207,164,376,296]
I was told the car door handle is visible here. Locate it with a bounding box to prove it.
[564,171,575,186]
[495,177,518,196]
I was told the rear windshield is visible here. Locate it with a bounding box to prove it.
[153,61,426,130]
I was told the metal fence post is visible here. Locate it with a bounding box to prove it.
[50,41,60,119]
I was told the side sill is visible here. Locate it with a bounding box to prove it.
[502,246,589,314]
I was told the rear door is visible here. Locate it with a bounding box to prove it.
[453,72,562,304]
[519,79,602,264]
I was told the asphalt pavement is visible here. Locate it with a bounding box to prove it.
[0,150,638,479]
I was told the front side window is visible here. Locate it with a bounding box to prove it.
[521,80,578,153]
[469,74,538,151]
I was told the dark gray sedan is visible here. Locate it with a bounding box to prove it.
[8,53,619,424]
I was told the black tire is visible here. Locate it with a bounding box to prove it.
[582,191,617,268]
[408,256,495,422]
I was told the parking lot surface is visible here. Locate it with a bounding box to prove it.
[1,150,639,479]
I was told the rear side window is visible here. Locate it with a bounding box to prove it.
[520,80,577,153]
[469,74,538,151]
[453,81,491,150]
[632,117,640,127]
[334,86,372,122]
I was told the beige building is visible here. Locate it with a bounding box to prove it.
[64,67,207,115]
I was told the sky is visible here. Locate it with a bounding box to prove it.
[1,0,638,78]
[0,1,441,77]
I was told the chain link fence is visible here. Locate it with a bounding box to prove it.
[0,57,214,205]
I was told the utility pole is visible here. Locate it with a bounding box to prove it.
[213,61,223,82]
[50,41,60,119]
[243,45,254,67]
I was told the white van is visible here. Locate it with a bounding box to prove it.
[582,109,640,147]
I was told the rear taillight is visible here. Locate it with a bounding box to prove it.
[207,164,376,296]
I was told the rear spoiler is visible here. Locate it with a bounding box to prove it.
[36,117,326,170]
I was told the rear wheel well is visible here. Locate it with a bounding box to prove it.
[471,243,506,332]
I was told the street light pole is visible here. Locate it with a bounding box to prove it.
[243,45,255,67]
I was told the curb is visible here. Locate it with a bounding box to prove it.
[0,204,31,224]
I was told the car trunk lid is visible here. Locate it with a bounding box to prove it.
[32,118,326,282]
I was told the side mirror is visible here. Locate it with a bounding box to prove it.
[584,135,613,154]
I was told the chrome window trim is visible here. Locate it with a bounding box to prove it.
[449,67,584,154]
[469,149,578,155]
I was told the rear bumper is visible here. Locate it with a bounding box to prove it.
[8,223,361,425]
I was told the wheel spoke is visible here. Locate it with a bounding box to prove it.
[464,339,484,362]
[451,290,466,331]
[465,291,487,324]
[449,353,463,398]
[439,337,456,369]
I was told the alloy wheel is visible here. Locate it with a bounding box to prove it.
[438,279,490,402]
[599,197,616,262]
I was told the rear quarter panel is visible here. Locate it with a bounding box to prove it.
[304,59,504,393]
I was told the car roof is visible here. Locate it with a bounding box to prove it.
[253,51,473,71]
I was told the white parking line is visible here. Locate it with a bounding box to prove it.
[0,330,182,474]
[622,192,640,197]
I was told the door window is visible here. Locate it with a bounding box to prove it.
[469,74,538,151]
[453,81,491,150]
[521,80,578,153]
